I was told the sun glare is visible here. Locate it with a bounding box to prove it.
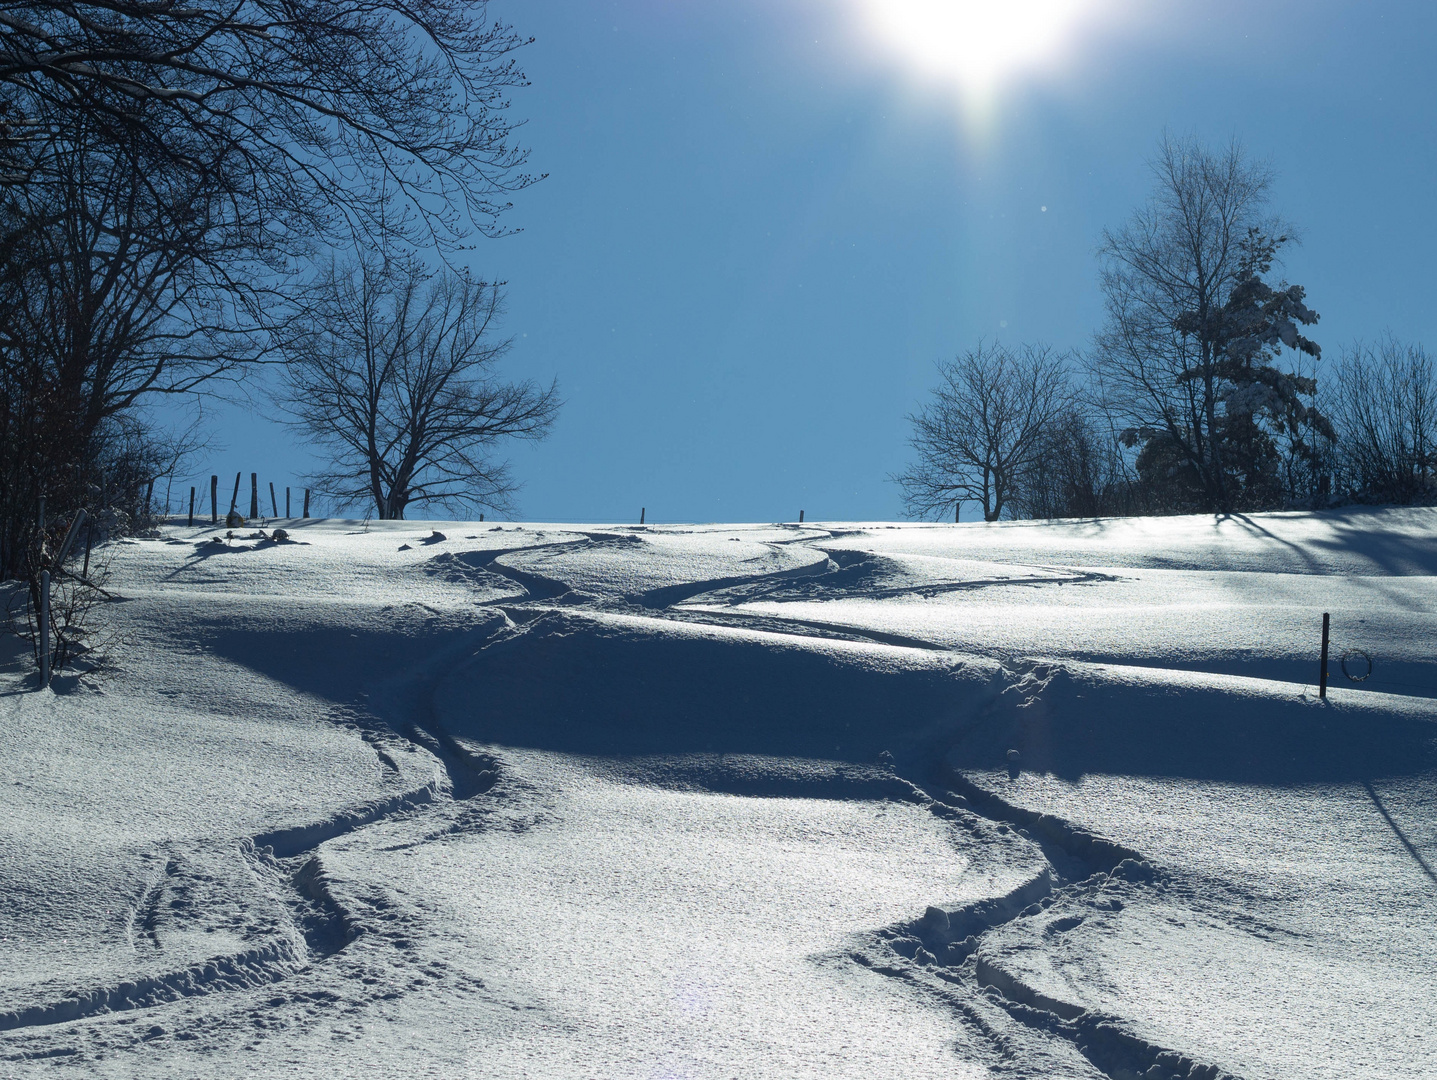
[856,0,1097,99]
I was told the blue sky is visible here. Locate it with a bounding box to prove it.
[167,0,1437,523]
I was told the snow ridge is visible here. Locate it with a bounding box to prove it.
[251,782,441,859]
[0,940,308,1033]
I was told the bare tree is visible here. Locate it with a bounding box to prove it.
[0,105,225,576]
[1009,408,1142,520]
[1326,338,1437,504]
[277,257,559,520]
[0,0,536,251]
[0,0,538,580]
[896,342,1068,522]
[1090,134,1325,513]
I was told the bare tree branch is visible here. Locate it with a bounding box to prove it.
[1327,338,1437,504]
[0,0,538,251]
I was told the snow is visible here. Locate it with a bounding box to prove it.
[315,747,1021,1079]
[969,770,1437,1079]
[1,510,1433,1078]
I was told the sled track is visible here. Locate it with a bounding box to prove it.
[860,763,1246,1080]
[0,713,480,1038]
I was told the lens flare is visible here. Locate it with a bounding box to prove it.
[855,0,1097,96]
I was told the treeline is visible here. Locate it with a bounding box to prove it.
[899,136,1432,522]
[0,0,556,586]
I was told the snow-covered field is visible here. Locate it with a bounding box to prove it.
[2,509,1433,1079]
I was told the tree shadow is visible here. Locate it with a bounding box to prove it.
[1218,513,1326,573]
[1309,507,1437,576]
[161,537,312,579]
[1363,780,1437,888]
[189,596,1437,790]
[424,614,1437,786]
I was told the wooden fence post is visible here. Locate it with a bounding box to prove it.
[1319,612,1330,699]
[189,487,196,527]
[799,510,804,523]
[303,489,310,518]
[211,475,219,523]
[269,482,278,518]
[39,570,50,687]
[229,472,242,514]
[286,487,291,518]
[640,507,645,525]
[249,473,259,519]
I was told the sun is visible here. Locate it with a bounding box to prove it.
[854,0,1098,98]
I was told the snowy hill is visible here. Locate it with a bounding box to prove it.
[2,510,1433,1079]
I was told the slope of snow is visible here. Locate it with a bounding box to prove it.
[968,770,1437,1080]
[312,747,1033,1080]
[1,509,1433,1078]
